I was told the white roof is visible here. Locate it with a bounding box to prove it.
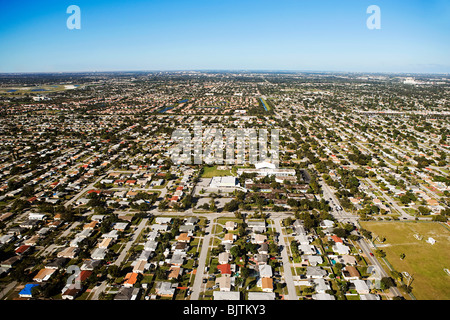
[113,222,129,230]
[258,264,273,278]
[155,217,172,224]
[247,292,275,300]
[333,242,350,254]
[255,161,276,169]
[321,220,334,228]
[213,291,240,300]
[352,279,370,293]
[312,293,335,300]
[210,176,237,187]
[91,248,107,259]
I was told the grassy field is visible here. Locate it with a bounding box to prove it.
[260,98,271,111]
[201,165,232,178]
[360,221,450,300]
[0,84,80,96]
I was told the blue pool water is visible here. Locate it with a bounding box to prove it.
[158,106,173,113]
[260,98,268,111]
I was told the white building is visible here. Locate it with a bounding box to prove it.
[209,176,239,188]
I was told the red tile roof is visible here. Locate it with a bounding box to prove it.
[217,264,231,275]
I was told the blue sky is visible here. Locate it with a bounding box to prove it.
[0,0,449,73]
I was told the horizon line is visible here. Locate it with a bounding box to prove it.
[1,69,449,76]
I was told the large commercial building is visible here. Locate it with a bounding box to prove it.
[237,161,296,177]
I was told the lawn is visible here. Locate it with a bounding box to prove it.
[360,221,450,300]
[201,165,232,178]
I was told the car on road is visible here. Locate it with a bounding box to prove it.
[369,253,374,257]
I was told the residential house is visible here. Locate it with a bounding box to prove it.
[33,268,56,282]
[168,266,183,280]
[298,244,317,255]
[301,255,323,267]
[29,213,47,220]
[217,263,232,275]
[258,264,273,278]
[296,234,312,245]
[342,266,360,281]
[225,221,237,231]
[114,287,140,300]
[252,234,267,245]
[176,233,191,243]
[253,253,269,265]
[216,274,232,291]
[169,253,185,266]
[172,242,188,255]
[352,279,370,295]
[222,233,236,244]
[155,217,172,224]
[91,248,107,260]
[113,222,129,232]
[213,291,240,300]
[151,224,169,233]
[15,245,33,255]
[313,278,331,293]
[123,272,139,288]
[155,281,177,298]
[332,242,350,255]
[62,285,81,300]
[360,294,381,300]
[45,257,69,269]
[81,259,102,271]
[146,231,159,241]
[24,235,40,246]
[218,252,231,265]
[184,217,198,225]
[98,237,113,249]
[258,277,273,293]
[258,243,269,255]
[102,230,120,240]
[312,293,335,300]
[247,221,266,233]
[144,240,158,252]
[247,292,275,300]
[306,266,327,279]
[57,247,79,259]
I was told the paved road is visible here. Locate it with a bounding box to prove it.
[190,217,214,300]
[319,179,358,224]
[64,174,107,207]
[357,238,402,298]
[0,281,17,300]
[273,217,297,300]
[114,218,149,266]
[90,280,108,300]
[89,218,148,300]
